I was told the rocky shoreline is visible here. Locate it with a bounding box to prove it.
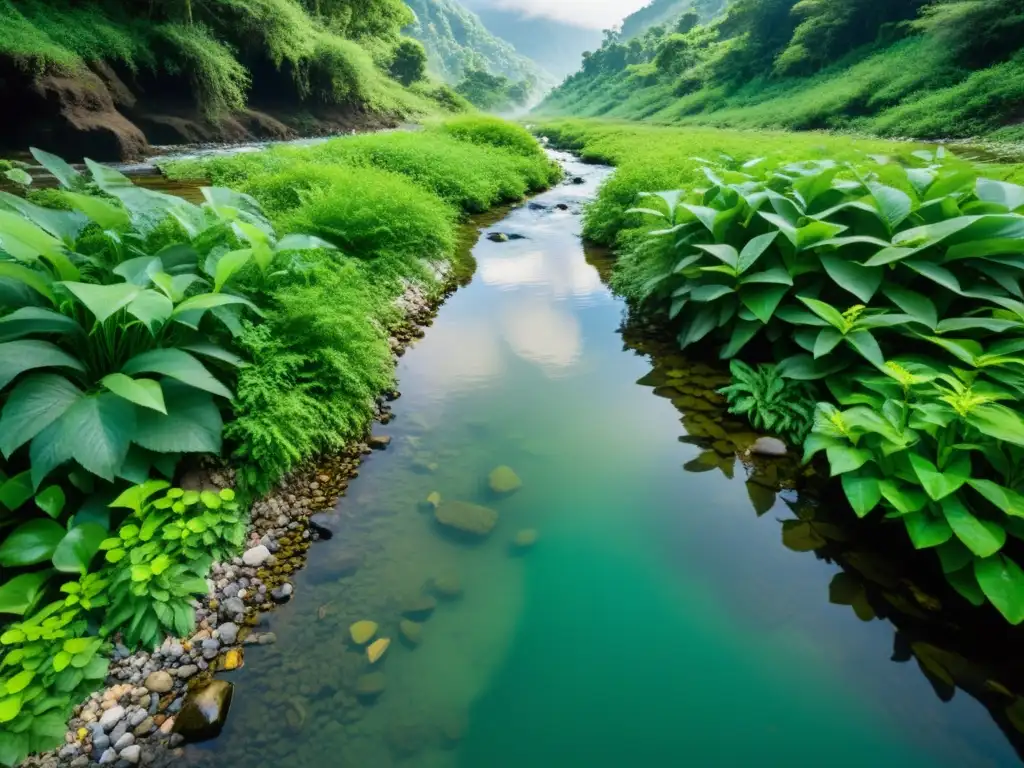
[20,261,462,768]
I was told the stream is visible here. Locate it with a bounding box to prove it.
[178,151,1021,768]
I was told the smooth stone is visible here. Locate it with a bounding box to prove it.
[133,717,155,737]
[488,465,522,495]
[355,672,386,699]
[513,529,539,550]
[257,632,277,645]
[175,665,198,679]
[401,594,437,620]
[128,708,148,727]
[399,620,422,646]
[429,572,462,599]
[113,733,134,751]
[242,545,271,567]
[222,596,245,616]
[571,176,585,184]
[218,622,239,645]
[99,706,125,731]
[119,744,141,764]
[173,680,233,743]
[143,671,173,694]
[349,621,378,645]
[487,232,509,242]
[368,435,391,450]
[367,638,391,664]
[98,748,117,765]
[434,501,498,537]
[751,436,788,457]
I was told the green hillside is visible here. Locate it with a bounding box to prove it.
[404,0,554,93]
[536,0,1024,141]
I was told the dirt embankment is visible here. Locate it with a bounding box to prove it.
[0,58,397,161]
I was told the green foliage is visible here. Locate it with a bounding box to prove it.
[439,116,548,159]
[389,38,428,86]
[454,68,533,112]
[719,361,816,443]
[98,482,241,647]
[537,0,1024,139]
[0,600,109,767]
[154,23,250,118]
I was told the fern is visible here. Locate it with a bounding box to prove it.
[719,360,818,445]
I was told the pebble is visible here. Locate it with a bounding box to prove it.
[99,706,125,731]
[175,665,198,679]
[70,758,89,768]
[222,596,245,616]
[143,671,173,694]
[242,545,271,567]
[120,744,141,764]
[751,436,788,456]
[129,708,149,727]
[98,748,118,764]
[218,622,239,645]
[257,632,278,645]
[109,721,128,746]
[270,583,293,603]
[133,717,155,737]
[113,733,135,750]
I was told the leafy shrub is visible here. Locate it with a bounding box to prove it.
[389,37,427,86]
[719,360,816,444]
[440,115,547,158]
[98,481,242,647]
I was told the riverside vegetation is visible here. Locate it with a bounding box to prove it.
[0,116,558,766]
[535,118,1024,626]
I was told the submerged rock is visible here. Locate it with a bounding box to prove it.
[434,501,498,537]
[367,638,391,664]
[488,466,522,495]
[368,435,391,450]
[426,491,442,509]
[512,529,539,551]
[355,672,386,700]
[487,232,509,243]
[349,621,378,645]
[399,620,423,646]
[751,437,788,457]
[429,571,463,599]
[402,594,437,621]
[173,680,233,743]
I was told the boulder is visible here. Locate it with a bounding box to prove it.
[349,621,378,645]
[399,620,422,647]
[750,437,788,457]
[368,435,391,450]
[488,466,522,496]
[173,680,233,743]
[434,501,498,537]
[401,595,437,621]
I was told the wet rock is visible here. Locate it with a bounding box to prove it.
[751,437,788,457]
[217,622,239,646]
[512,529,539,551]
[99,705,125,731]
[487,232,509,243]
[257,632,278,645]
[173,680,233,743]
[119,745,141,765]
[399,620,422,647]
[222,596,245,616]
[488,465,522,496]
[143,671,173,694]
[429,572,462,599]
[368,435,391,450]
[425,491,442,510]
[270,583,293,603]
[355,672,386,701]
[175,665,198,679]
[367,638,391,664]
[527,202,547,210]
[242,545,271,567]
[401,594,437,621]
[555,203,569,211]
[571,176,585,184]
[307,551,361,585]
[349,621,378,645]
[435,501,498,537]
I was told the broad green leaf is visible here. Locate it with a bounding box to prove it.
[0,210,66,263]
[101,373,166,413]
[974,554,1024,624]
[738,266,792,286]
[0,471,33,511]
[121,348,232,400]
[826,445,872,475]
[946,565,986,607]
[61,192,130,230]
[908,452,970,501]
[775,306,828,327]
[935,317,1018,334]
[0,340,84,390]
[940,495,1006,557]
[946,238,1024,261]
[736,232,777,274]
[718,320,761,359]
[694,243,738,269]
[845,330,885,369]
[133,381,222,454]
[0,307,79,342]
[171,292,260,323]
[904,260,962,294]
[967,404,1024,448]
[818,253,883,303]
[740,284,788,324]
[865,182,912,232]
[4,168,30,187]
[213,248,253,292]
[34,485,65,519]
[0,262,55,302]
[30,148,82,189]
[936,539,973,573]
[813,328,843,359]
[0,519,65,566]
[681,204,718,234]
[109,479,170,512]
[882,286,937,330]
[0,191,86,245]
[776,353,846,380]
[51,523,107,574]
[796,220,847,251]
[181,342,245,368]
[0,374,82,457]
[678,305,718,348]
[976,178,1024,212]
[126,291,173,333]
[862,246,917,267]
[0,693,22,723]
[879,480,929,514]
[0,572,49,616]
[904,509,953,549]
[841,473,881,517]
[691,284,733,302]
[275,233,336,252]
[113,255,161,286]
[968,479,1024,518]
[797,296,846,331]
[894,215,980,249]
[58,282,141,325]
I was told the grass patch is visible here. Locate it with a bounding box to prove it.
[164,119,558,493]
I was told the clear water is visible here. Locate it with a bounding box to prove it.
[185,153,1021,768]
